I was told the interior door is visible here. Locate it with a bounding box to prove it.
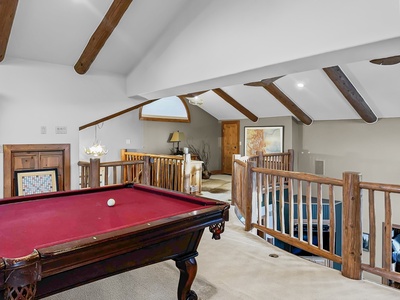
[221,121,240,174]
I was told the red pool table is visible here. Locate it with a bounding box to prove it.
[0,184,229,300]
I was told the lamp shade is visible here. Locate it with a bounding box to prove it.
[170,131,185,142]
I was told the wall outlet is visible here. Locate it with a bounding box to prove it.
[55,126,67,134]
[41,126,47,134]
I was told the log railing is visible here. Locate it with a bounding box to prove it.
[121,151,184,192]
[359,181,400,285]
[79,151,201,194]
[232,154,400,284]
[78,157,150,188]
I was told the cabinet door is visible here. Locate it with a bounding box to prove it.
[13,152,39,170]
[39,151,64,191]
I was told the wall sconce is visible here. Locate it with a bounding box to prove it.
[84,124,108,157]
[170,131,185,154]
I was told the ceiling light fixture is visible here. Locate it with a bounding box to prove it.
[84,124,108,157]
[187,96,203,106]
[297,82,305,88]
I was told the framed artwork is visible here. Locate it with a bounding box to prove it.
[15,168,58,196]
[362,232,369,252]
[244,126,283,156]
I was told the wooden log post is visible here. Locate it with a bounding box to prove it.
[231,154,241,206]
[288,149,294,171]
[244,160,256,231]
[256,151,263,168]
[183,153,191,194]
[142,156,150,185]
[89,158,100,188]
[342,171,362,280]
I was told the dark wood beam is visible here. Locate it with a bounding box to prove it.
[323,66,378,124]
[0,0,18,62]
[212,88,258,122]
[370,55,400,66]
[244,76,284,87]
[79,99,156,130]
[74,0,133,74]
[263,83,313,125]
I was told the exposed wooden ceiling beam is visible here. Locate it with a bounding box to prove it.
[79,99,156,130]
[74,0,133,74]
[212,88,258,122]
[323,66,377,124]
[244,76,283,87]
[263,83,313,125]
[245,80,313,125]
[0,0,18,62]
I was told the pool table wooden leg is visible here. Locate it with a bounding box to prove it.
[5,283,37,300]
[2,251,41,300]
[175,256,198,300]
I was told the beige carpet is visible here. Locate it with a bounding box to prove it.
[46,177,400,300]
[201,174,231,202]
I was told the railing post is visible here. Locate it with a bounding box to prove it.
[288,149,294,171]
[89,158,100,188]
[245,160,256,231]
[342,171,362,280]
[256,150,263,167]
[142,156,150,185]
[231,154,241,206]
[183,153,191,194]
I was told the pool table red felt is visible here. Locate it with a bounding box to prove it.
[0,184,229,300]
[1,184,216,258]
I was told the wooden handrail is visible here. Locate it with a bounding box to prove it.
[78,158,149,188]
[232,151,400,285]
[80,151,202,194]
[120,150,202,194]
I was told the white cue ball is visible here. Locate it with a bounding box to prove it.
[107,198,115,207]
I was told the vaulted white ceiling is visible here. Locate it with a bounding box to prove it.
[3,0,400,123]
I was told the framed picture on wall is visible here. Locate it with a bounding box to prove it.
[15,168,58,196]
[244,126,283,156]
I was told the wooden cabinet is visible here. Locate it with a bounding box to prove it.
[3,144,70,197]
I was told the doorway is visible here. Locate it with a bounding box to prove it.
[221,120,240,174]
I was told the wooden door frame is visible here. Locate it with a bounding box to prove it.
[3,144,71,197]
[221,120,240,174]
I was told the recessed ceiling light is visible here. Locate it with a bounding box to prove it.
[297,82,304,88]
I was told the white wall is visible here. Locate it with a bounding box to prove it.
[0,58,141,197]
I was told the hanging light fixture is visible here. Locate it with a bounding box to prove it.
[84,124,108,157]
[187,96,203,106]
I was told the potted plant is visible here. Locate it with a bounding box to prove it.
[187,141,211,179]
